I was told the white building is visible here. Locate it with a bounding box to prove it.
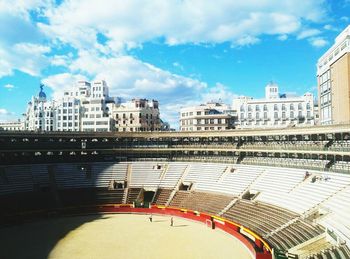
[180,102,236,131]
[80,81,114,132]
[112,98,160,132]
[24,85,55,131]
[232,82,315,129]
[0,121,24,131]
[22,81,162,132]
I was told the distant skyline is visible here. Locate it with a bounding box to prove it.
[0,0,350,127]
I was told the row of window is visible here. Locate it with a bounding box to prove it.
[240,111,312,120]
[57,109,79,114]
[240,103,310,112]
[181,118,227,126]
[57,115,79,121]
[115,113,157,119]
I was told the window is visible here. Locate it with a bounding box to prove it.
[255,105,260,111]
[306,103,311,110]
[263,105,267,111]
[307,111,311,118]
[298,103,302,110]
[197,111,201,115]
[256,113,260,119]
[240,105,245,112]
[274,112,278,119]
[290,104,294,110]
[264,112,267,119]
[248,105,252,112]
[282,104,286,111]
[241,113,244,119]
[290,111,294,118]
[274,104,278,111]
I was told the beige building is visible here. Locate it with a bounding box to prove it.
[180,102,236,131]
[112,99,161,132]
[317,25,350,125]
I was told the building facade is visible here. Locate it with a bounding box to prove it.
[112,98,160,132]
[0,121,24,131]
[24,84,55,131]
[317,25,350,125]
[23,81,161,132]
[232,82,315,128]
[180,102,236,131]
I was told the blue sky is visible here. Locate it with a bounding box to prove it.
[0,0,350,127]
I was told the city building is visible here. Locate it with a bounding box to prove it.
[22,81,161,132]
[23,84,55,131]
[317,25,350,125]
[0,120,24,131]
[232,82,315,128]
[111,98,161,132]
[180,102,236,131]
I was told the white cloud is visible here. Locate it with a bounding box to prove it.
[172,62,184,71]
[0,108,17,122]
[0,43,51,77]
[42,72,87,99]
[43,51,240,128]
[277,35,288,41]
[309,37,328,48]
[39,0,327,50]
[0,1,52,78]
[4,84,14,89]
[297,29,321,40]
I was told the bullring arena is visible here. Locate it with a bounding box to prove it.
[1,124,350,259]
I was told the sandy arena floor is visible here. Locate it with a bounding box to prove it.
[0,214,253,259]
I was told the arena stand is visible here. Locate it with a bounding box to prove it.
[1,125,350,258]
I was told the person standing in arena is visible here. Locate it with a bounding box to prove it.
[170,217,174,227]
[149,214,153,222]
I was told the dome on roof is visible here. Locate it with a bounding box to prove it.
[38,84,47,101]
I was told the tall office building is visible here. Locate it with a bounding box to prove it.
[317,25,350,125]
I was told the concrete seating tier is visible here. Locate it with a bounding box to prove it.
[0,165,35,195]
[152,188,173,205]
[126,188,142,204]
[222,200,323,251]
[129,162,167,188]
[169,190,233,215]
[267,220,324,250]
[158,163,188,188]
